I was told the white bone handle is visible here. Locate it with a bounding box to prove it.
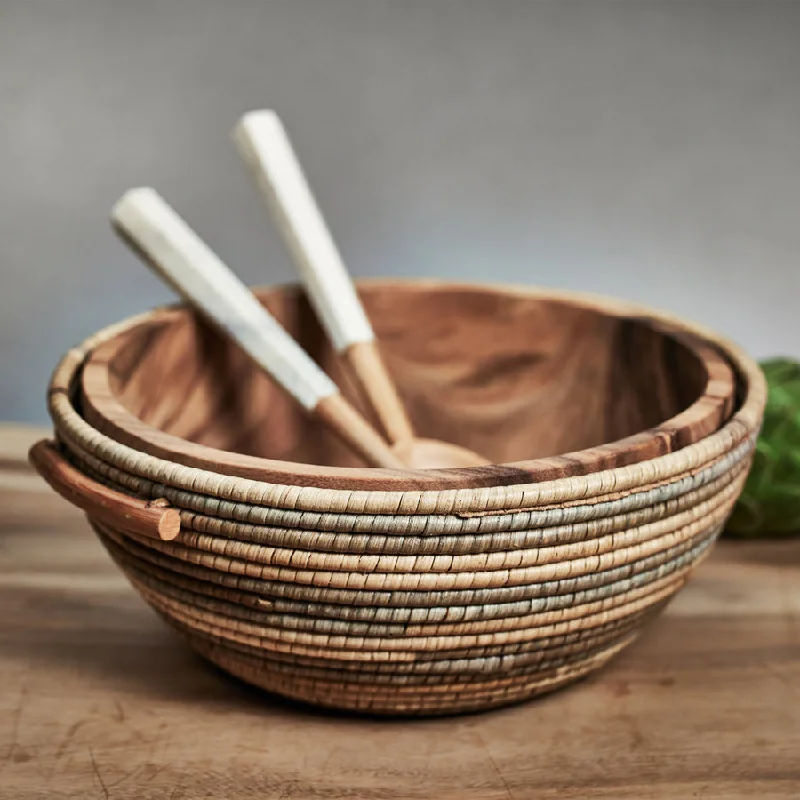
[233,110,374,352]
[111,188,337,410]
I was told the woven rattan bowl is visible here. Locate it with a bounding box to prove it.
[32,281,765,716]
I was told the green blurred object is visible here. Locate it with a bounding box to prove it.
[727,357,800,537]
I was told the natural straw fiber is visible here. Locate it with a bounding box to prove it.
[101,535,713,631]
[37,284,766,716]
[98,518,715,615]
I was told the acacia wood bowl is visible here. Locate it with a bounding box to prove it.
[78,281,737,491]
[32,280,764,716]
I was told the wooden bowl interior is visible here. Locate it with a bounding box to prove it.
[99,284,714,469]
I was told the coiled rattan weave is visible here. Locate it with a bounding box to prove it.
[37,285,765,715]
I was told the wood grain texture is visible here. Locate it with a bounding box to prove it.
[2,425,798,799]
[80,282,737,490]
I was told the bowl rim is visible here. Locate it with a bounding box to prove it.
[68,279,747,492]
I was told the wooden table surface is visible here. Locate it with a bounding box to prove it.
[2,424,799,799]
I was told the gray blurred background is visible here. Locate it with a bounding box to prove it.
[2,0,798,424]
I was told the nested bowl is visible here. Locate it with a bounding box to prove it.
[79,281,737,489]
[33,280,765,716]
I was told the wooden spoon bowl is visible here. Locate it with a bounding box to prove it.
[79,280,737,492]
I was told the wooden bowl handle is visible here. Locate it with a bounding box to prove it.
[28,440,181,541]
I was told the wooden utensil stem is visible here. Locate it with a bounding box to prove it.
[342,341,414,446]
[314,394,406,469]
